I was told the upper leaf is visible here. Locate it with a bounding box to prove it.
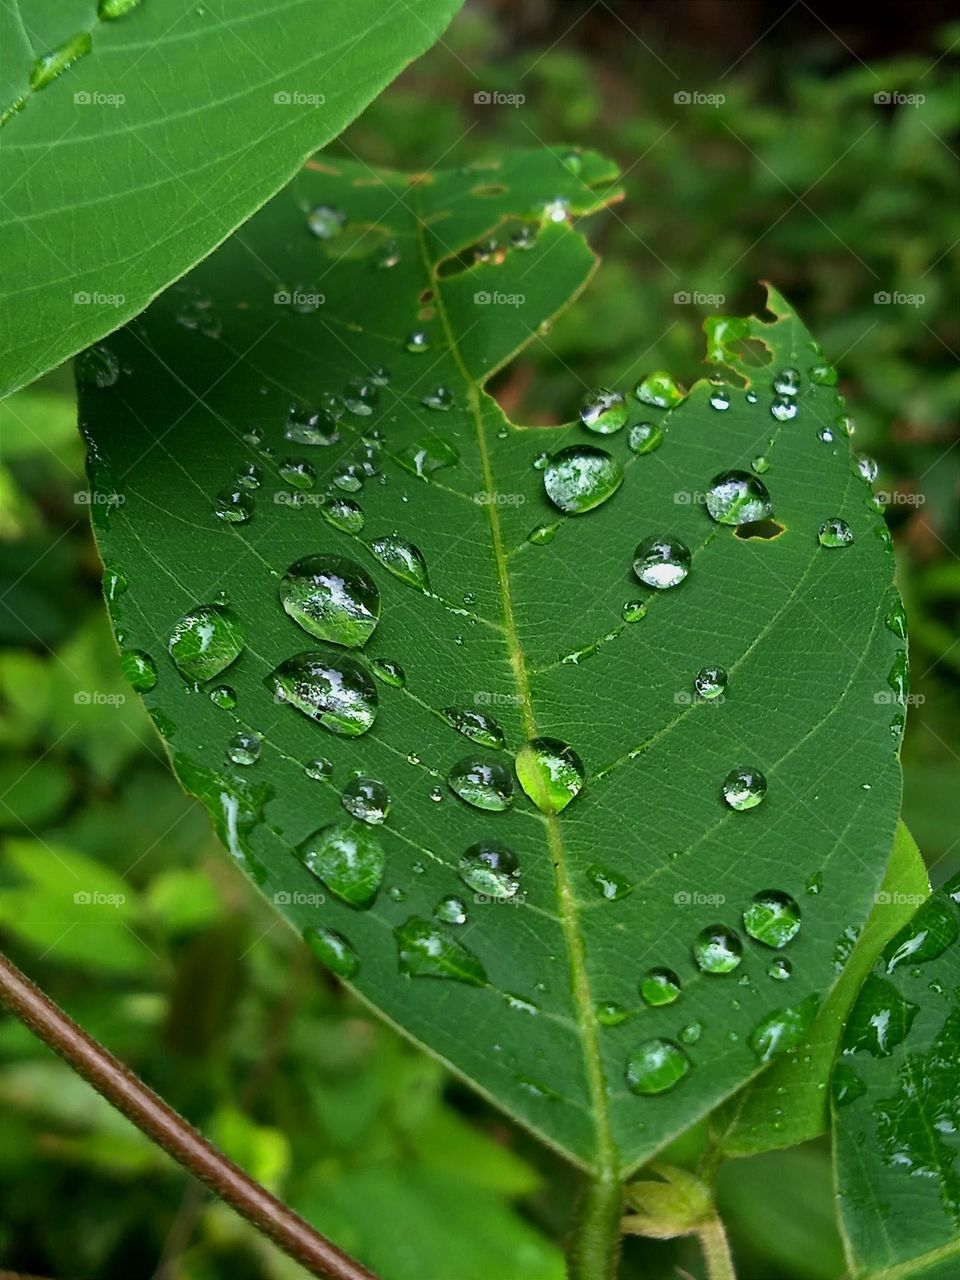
[80,149,904,1177]
[833,874,960,1280]
[0,0,461,396]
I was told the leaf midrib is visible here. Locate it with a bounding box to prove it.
[415,195,619,1182]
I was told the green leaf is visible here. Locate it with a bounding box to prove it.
[80,150,903,1178]
[833,873,960,1280]
[0,0,462,396]
[716,821,929,1155]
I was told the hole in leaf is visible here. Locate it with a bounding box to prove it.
[734,518,786,541]
[471,182,507,197]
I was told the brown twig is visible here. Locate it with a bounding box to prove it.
[0,950,378,1280]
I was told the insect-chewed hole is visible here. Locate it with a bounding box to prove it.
[734,519,786,541]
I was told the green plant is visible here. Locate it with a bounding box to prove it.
[1,7,957,1280]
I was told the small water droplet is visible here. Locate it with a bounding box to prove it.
[209,684,236,709]
[818,517,854,548]
[214,487,254,523]
[370,536,430,591]
[633,536,691,589]
[121,649,157,693]
[750,995,819,1062]
[341,775,390,825]
[448,757,514,810]
[885,600,907,639]
[269,652,378,736]
[514,737,584,814]
[625,1039,690,1094]
[30,32,92,90]
[695,666,727,700]
[722,765,767,811]
[304,924,359,978]
[772,368,800,396]
[580,388,627,434]
[694,925,743,973]
[280,555,380,648]
[768,957,792,981]
[640,967,682,1006]
[709,390,731,411]
[394,917,487,985]
[434,896,467,925]
[806,870,824,895]
[543,446,623,515]
[397,434,459,478]
[635,371,685,410]
[586,864,633,901]
[299,820,384,907]
[169,605,245,682]
[319,494,364,534]
[705,471,773,526]
[596,1002,629,1027]
[752,454,770,474]
[285,402,340,446]
[622,600,648,623]
[405,330,431,354]
[527,522,559,545]
[627,421,664,455]
[679,1021,703,1045]
[307,204,346,239]
[279,458,316,491]
[770,397,798,422]
[304,757,333,782]
[421,385,454,412]
[227,730,261,766]
[370,657,405,687]
[809,362,837,386]
[442,707,505,750]
[743,890,802,948]
[459,841,520,898]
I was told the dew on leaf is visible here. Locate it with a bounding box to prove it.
[709,390,731,411]
[118,649,156,693]
[369,536,430,591]
[279,458,316,490]
[855,454,878,482]
[705,471,773,526]
[343,379,379,417]
[268,651,378,736]
[405,330,431,353]
[635,371,685,409]
[226,731,261,766]
[818,517,854,548]
[214,487,254,523]
[722,765,767,811]
[770,397,798,422]
[743,890,802,948]
[543,446,623,515]
[885,600,907,639]
[371,657,405,687]
[209,684,236,708]
[442,707,505,750]
[307,204,346,239]
[809,362,838,386]
[750,996,818,1063]
[887,650,908,704]
[280,555,380,648]
[580,387,627,434]
[319,494,364,534]
[679,1021,703,1045]
[695,666,727,700]
[394,917,487,985]
[421,385,454,411]
[434,896,468,925]
[622,600,648,622]
[99,0,143,16]
[285,403,340,446]
[298,820,384,907]
[640,968,682,1007]
[586,864,633,901]
[448,757,514,811]
[772,368,800,396]
[397,434,459,478]
[633,536,691,589]
[597,1002,629,1027]
[168,605,244,682]
[341,775,390,825]
[236,462,262,489]
[30,32,92,90]
[528,522,559,545]
[304,924,359,979]
[625,1039,690,1094]
[844,974,918,1056]
[768,957,792,981]
[304,757,333,782]
[627,421,664,455]
[514,737,585,814]
[883,897,958,973]
[694,925,743,973]
[459,841,520,898]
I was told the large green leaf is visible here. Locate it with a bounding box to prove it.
[833,874,960,1280]
[715,821,929,1156]
[79,150,904,1180]
[0,0,461,396]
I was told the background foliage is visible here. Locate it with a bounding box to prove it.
[1,3,957,1277]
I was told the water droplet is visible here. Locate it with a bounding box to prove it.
[855,454,878,482]
[743,890,802,948]
[121,649,157,693]
[883,896,958,973]
[768,957,792,981]
[269,652,378,736]
[504,992,539,1015]
[405,330,431,354]
[832,1061,865,1107]
[770,397,798,422]
[836,414,855,436]
[299,820,383,907]
[30,32,92,90]
[542,196,570,223]
[772,368,800,396]
[459,840,520,898]
[809,362,838,386]
[77,344,120,388]
[844,975,918,1056]
[304,924,359,978]
[209,684,236,709]
[395,917,487,985]
[341,775,390,825]
[214,487,254,523]
[442,707,505,750]
[806,870,824,895]
[752,455,770,474]
[635,371,685,409]
[586,864,633,901]
[818,428,835,444]
[818,517,854,548]
[705,471,773,526]
[580,388,627,434]
[640,968,681,1006]
[543,446,623,515]
[280,555,380,648]
[885,600,907,638]
[168,605,245,682]
[99,0,143,17]
[514,737,584,814]
[694,926,743,973]
[304,757,333,782]
[421,385,454,412]
[625,1039,690,1094]
[319,494,364,534]
[722,766,767,811]
[510,225,536,250]
[397,434,459,478]
[627,421,664,455]
[679,1021,703,1045]
[527,522,559,545]
[750,996,818,1062]
[434,896,467,925]
[343,379,379,417]
[307,204,346,239]
[709,390,731,411]
[633,536,691,589]
[622,600,648,623]
[370,657,405,688]
[745,391,758,405]
[695,666,727,700]
[236,462,262,490]
[597,1002,629,1027]
[278,458,316,491]
[369,536,430,591]
[448,757,513,811]
[227,731,261,766]
[285,402,340,446]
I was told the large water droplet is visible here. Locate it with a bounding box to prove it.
[722,766,767,811]
[394,918,487,985]
[280,555,380,648]
[30,32,92,89]
[694,926,743,973]
[369,536,430,591]
[442,707,505,750]
[750,997,818,1063]
[855,454,878,483]
[543,446,623,515]
[705,471,773,526]
[640,968,681,1006]
[818,517,854,548]
[298,820,384,907]
[269,652,378,736]
[514,737,584,814]
[633,536,691,589]
[635,371,685,410]
[580,388,627,434]
[448,757,514,811]
[168,605,245,682]
[743,891,802,948]
[341,775,390,825]
[459,840,520,898]
[304,924,359,978]
[625,1039,690,1094]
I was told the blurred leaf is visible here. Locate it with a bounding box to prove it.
[146,867,224,935]
[210,1105,290,1194]
[0,752,72,828]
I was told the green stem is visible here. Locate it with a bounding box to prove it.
[568,1171,624,1280]
[698,1215,736,1280]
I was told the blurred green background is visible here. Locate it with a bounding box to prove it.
[1,3,957,1277]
